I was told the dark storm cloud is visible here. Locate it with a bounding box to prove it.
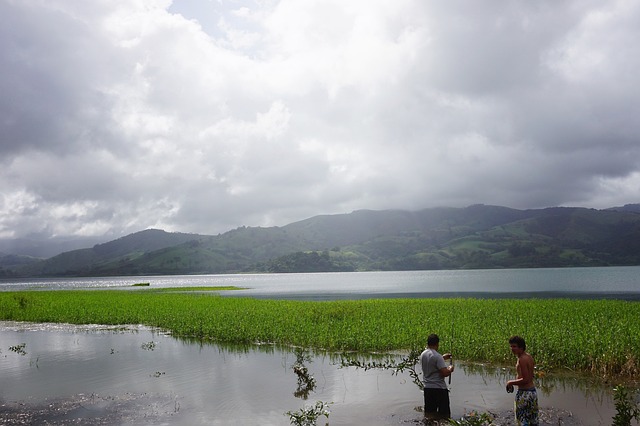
[1,0,639,240]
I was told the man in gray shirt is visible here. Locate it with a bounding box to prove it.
[420,333,454,419]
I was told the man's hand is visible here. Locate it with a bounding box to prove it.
[506,383,514,393]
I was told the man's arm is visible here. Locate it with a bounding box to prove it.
[439,365,454,377]
[436,353,454,377]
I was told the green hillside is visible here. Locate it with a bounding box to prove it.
[5,205,640,277]
[12,229,203,277]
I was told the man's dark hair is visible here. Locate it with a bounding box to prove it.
[427,334,440,347]
[509,335,526,351]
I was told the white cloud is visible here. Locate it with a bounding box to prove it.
[1,0,639,241]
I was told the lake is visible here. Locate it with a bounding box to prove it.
[0,322,617,425]
[2,266,640,300]
[1,267,639,424]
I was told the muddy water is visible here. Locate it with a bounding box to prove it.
[0,322,618,425]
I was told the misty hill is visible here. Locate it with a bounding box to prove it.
[607,203,640,213]
[0,253,40,275]
[5,205,640,277]
[11,229,203,277]
[0,235,109,259]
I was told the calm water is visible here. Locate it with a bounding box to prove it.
[2,266,640,300]
[0,322,617,425]
[1,267,638,424]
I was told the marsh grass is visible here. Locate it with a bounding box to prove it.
[1,289,639,378]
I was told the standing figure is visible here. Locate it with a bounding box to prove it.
[420,333,454,419]
[506,335,539,426]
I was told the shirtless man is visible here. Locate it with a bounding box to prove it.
[506,336,538,426]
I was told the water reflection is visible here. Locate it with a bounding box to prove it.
[291,348,317,400]
[0,322,623,425]
[459,360,620,404]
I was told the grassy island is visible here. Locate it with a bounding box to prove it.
[1,288,638,379]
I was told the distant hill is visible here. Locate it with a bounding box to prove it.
[5,205,640,277]
[607,203,640,213]
[0,253,39,266]
[11,229,203,277]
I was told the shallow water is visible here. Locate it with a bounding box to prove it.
[0,321,618,425]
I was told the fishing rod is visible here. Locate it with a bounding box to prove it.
[449,316,454,385]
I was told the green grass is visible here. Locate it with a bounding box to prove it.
[1,290,638,378]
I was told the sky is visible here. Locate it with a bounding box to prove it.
[1,0,640,241]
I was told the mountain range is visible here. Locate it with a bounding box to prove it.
[2,204,640,278]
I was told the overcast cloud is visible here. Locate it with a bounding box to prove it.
[1,0,639,240]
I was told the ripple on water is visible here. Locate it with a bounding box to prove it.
[0,321,619,425]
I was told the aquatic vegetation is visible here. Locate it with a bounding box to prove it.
[0,290,639,378]
[340,349,423,389]
[287,348,325,422]
[9,342,27,356]
[292,348,316,399]
[612,385,640,426]
[141,341,157,351]
[285,401,332,426]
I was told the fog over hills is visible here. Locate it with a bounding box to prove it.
[2,204,640,278]
[0,236,108,259]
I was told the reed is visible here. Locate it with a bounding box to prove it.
[1,289,638,378]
